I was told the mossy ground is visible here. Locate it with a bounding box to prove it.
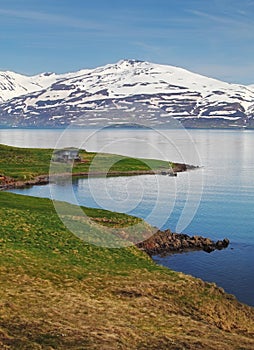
[0,192,253,349]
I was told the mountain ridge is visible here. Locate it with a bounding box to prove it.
[0,59,254,128]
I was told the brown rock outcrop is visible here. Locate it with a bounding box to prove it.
[136,229,229,256]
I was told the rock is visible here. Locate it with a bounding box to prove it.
[203,245,215,253]
[223,238,230,246]
[172,163,187,172]
[215,238,230,250]
[136,230,230,256]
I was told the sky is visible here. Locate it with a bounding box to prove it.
[1,0,254,84]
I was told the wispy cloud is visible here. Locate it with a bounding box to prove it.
[186,7,254,44]
[188,9,239,25]
[132,41,163,52]
[188,8,254,29]
[191,63,254,84]
[0,8,102,31]
[0,7,186,40]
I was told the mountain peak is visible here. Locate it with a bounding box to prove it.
[118,59,145,64]
[115,59,148,68]
[39,72,55,77]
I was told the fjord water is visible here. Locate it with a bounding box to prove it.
[2,128,254,306]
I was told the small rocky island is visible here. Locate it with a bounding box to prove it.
[136,229,230,256]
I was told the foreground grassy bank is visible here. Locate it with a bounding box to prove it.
[0,192,253,349]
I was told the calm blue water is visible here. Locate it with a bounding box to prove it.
[2,128,254,306]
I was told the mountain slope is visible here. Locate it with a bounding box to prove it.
[0,71,59,103]
[0,60,254,128]
[0,68,92,103]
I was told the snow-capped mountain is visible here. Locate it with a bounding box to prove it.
[0,68,91,103]
[0,59,254,128]
[0,71,58,103]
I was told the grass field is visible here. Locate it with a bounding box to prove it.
[0,144,172,181]
[0,191,253,349]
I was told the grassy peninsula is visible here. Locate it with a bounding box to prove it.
[0,145,253,349]
[0,144,177,182]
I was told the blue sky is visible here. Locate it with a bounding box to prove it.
[1,0,254,84]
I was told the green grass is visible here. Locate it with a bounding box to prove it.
[0,144,53,179]
[76,151,172,173]
[0,192,157,275]
[0,145,253,349]
[0,192,254,349]
[0,144,171,180]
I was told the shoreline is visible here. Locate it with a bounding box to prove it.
[0,164,230,257]
[0,162,198,191]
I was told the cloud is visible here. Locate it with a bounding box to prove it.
[132,41,157,51]
[186,7,254,44]
[191,63,254,84]
[188,8,254,29]
[188,9,238,25]
[0,8,102,31]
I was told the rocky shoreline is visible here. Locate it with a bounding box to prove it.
[136,229,230,256]
[0,171,174,190]
[0,162,197,191]
[0,175,50,190]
